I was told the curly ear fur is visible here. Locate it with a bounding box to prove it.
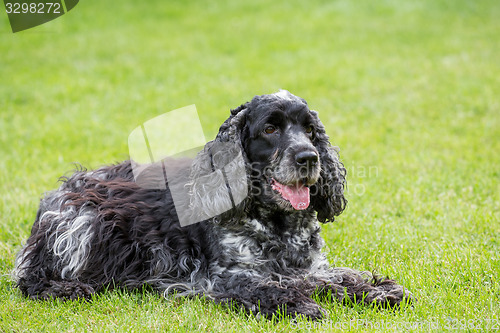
[186,103,250,225]
[216,102,249,143]
[309,110,347,223]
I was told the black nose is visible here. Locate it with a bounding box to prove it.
[295,151,318,166]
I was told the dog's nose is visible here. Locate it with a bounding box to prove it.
[295,151,318,166]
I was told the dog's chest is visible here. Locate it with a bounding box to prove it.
[216,218,322,271]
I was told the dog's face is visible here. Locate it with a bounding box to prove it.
[213,90,346,222]
[242,91,322,212]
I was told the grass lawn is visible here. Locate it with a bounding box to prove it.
[1,0,499,331]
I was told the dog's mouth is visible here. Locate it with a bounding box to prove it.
[270,178,310,210]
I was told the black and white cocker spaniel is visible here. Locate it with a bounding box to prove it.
[14,90,413,319]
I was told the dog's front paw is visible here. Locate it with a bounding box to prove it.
[37,280,95,301]
[281,300,325,321]
[368,280,415,307]
[380,285,415,307]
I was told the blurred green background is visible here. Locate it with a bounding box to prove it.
[1,0,499,331]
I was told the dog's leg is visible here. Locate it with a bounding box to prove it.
[210,274,324,320]
[15,233,96,301]
[16,261,95,301]
[18,277,95,301]
[314,267,414,307]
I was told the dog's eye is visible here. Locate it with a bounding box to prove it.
[305,125,314,134]
[264,125,276,134]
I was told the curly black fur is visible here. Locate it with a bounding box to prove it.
[14,90,413,319]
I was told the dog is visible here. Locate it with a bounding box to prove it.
[14,90,413,319]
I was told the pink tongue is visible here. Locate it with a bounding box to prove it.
[272,180,310,210]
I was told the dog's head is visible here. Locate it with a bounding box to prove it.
[214,90,347,223]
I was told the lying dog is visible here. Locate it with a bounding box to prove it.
[14,90,413,319]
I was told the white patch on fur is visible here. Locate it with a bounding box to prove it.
[87,169,108,180]
[273,89,294,101]
[13,189,70,280]
[208,262,225,275]
[247,219,266,232]
[49,205,96,279]
[308,252,330,276]
[36,189,70,224]
[221,234,263,267]
[221,234,259,263]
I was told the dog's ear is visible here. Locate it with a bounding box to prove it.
[184,103,250,226]
[215,102,249,143]
[309,111,347,223]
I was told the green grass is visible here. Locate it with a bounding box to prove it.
[1,0,499,331]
